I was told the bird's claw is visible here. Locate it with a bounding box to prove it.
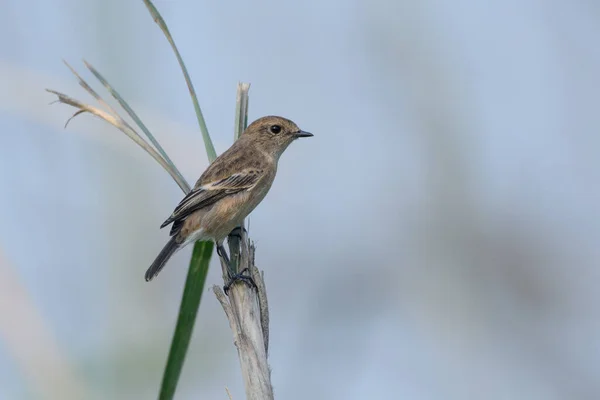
[224,268,258,295]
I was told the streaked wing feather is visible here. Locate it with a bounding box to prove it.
[160,170,262,231]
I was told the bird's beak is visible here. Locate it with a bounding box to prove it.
[294,130,314,138]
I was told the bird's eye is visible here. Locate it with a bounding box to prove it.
[270,125,282,134]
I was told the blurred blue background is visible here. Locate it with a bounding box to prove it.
[1,0,600,399]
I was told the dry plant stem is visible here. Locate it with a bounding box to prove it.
[81,59,188,187]
[213,229,273,400]
[46,89,191,193]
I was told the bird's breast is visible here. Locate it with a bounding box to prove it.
[200,172,275,240]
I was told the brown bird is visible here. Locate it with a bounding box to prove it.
[145,116,313,282]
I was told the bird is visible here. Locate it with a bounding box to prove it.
[145,115,313,282]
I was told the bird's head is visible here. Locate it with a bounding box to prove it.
[243,115,313,158]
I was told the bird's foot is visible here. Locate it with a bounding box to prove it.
[224,267,258,296]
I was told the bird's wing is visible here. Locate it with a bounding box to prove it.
[160,169,263,232]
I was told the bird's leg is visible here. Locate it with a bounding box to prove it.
[221,226,256,294]
[227,225,247,270]
[228,226,247,241]
[216,242,231,267]
[217,241,256,295]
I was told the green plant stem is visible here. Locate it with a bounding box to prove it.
[158,241,213,400]
[140,1,219,399]
[142,0,217,162]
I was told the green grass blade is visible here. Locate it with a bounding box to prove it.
[158,240,213,400]
[142,0,217,162]
[140,2,220,399]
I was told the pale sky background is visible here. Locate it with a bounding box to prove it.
[1,0,600,399]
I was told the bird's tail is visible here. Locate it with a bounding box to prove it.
[145,237,180,282]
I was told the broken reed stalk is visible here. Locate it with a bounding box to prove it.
[214,229,272,400]
[213,83,273,400]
